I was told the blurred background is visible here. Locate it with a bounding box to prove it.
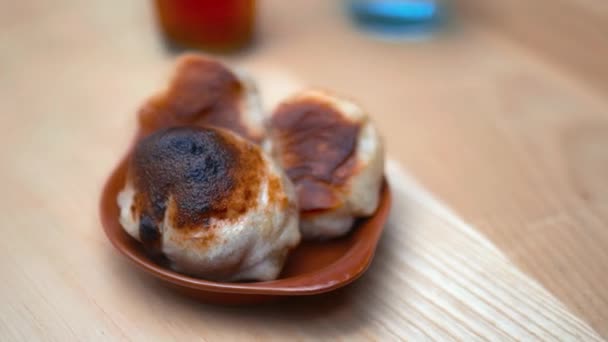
[1,0,607,336]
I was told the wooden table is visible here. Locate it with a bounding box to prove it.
[1,0,607,339]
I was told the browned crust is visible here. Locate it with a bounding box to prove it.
[138,55,262,143]
[128,127,264,247]
[270,96,361,212]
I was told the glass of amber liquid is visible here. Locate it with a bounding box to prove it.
[155,0,256,52]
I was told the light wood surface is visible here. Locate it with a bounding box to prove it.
[1,154,601,340]
[1,0,607,339]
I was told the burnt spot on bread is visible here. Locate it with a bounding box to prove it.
[139,214,161,249]
[130,126,263,232]
[138,55,262,143]
[270,97,361,212]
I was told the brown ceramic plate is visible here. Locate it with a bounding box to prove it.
[100,154,391,305]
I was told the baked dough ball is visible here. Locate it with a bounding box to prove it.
[138,54,266,144]
[269,90,384,239]
[117,126,300,281]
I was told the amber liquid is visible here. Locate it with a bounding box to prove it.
[155,0,255,52]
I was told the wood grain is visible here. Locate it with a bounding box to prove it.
[0,155,601,339]
[1,0,607,339]
[248,1,608,335]
[459,0,608,95]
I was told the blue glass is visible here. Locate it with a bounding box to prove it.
[348,0,445,40]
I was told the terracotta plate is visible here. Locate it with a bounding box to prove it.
[100,154,391,304]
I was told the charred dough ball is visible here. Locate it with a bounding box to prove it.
[138,54,266,144]
[117,126,300,281]
[269,90,384,239]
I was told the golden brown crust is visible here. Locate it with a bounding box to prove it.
[138,55,262,143]
[270,97,361,212]
[128,127,263,246]
[267,175,291,212]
